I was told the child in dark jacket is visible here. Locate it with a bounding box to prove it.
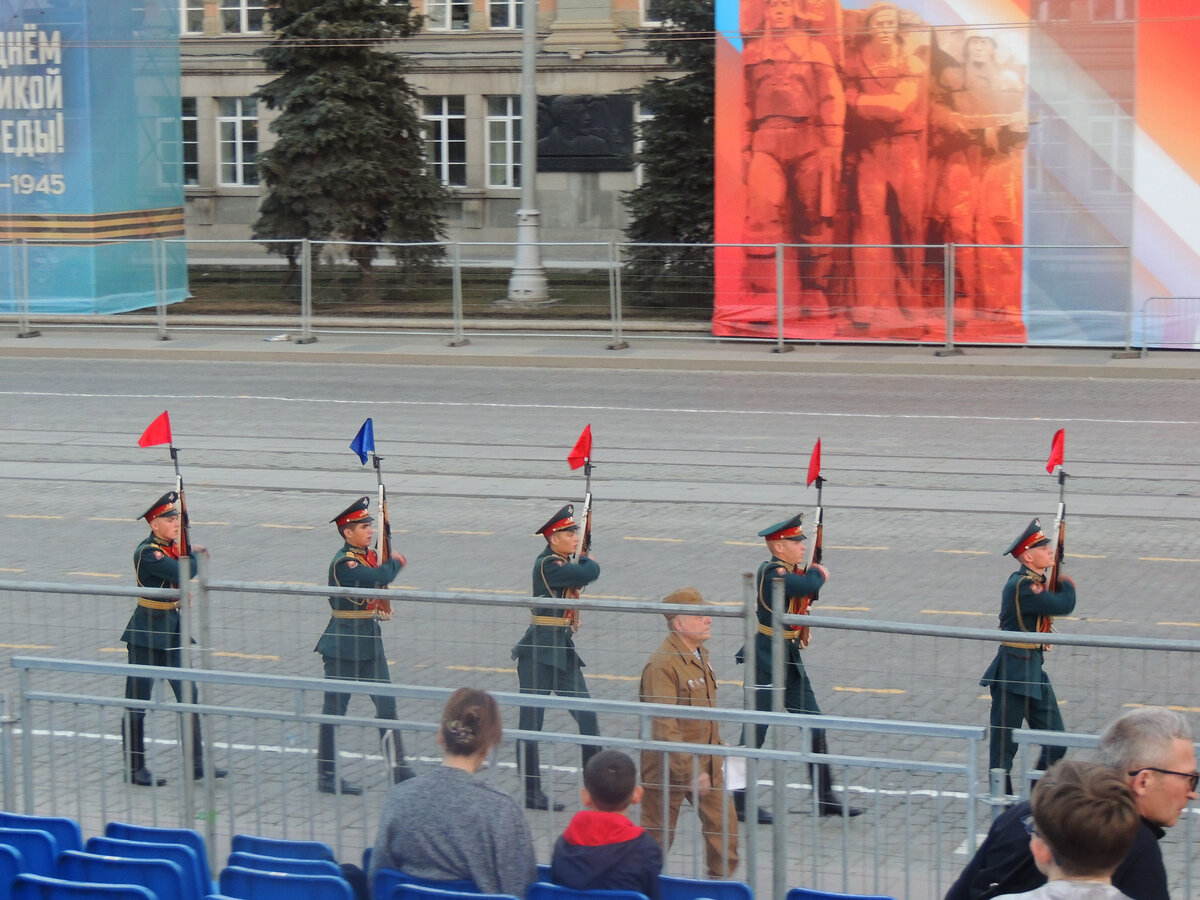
[551,749,663,900]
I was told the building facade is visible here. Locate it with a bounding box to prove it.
[178,0,671,246]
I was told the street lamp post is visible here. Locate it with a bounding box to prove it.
[506,0,550,304]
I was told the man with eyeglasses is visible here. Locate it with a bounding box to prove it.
[946,706,1197,900]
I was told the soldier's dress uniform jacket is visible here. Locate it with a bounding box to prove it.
[124,534,200,701]
[639,630,738,878]
[737,556,826,748]
[511,546,601,734]
[316,542,401,677]
[980,565,1076,773]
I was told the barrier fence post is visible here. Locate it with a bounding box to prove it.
[771,578,788,900]
[155,239,170,341]
[297,238,317,344]
[0,691,15,811]
[448,241,469,347]
[15,239,40,338]
[935,242,962,357]
[740,571,758,898]
[607,240,628,350]
[773,244,791,354]
[195,552,219,877]
[179,554,196,827]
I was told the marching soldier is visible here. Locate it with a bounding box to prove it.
[123,491,227,786]
[315,497,415,795]
[981,518,1076,789]
[512,503,602,811]
[733,513,863,821]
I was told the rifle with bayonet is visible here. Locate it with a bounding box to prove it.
[564,425,594,631]
[350,417,395,621]
[797,438,824,647]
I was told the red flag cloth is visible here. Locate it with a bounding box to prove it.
[567,425,592,470]
[1046,428,1065,473]
[138,411,173,448]
[806,439,822,487]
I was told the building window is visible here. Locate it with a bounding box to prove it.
[426,0,470,31]
[1088,103,1132,194]
[181,0,204,33]
[217,97,258,186]
[634,101,654,186]
[221,0,265,33]
[490,0,522,29]
[182,97,199,186]
[641,0,665,27]
[486,96,521,188]
[422,96,467,187]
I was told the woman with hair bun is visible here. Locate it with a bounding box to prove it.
[367,688,536,898]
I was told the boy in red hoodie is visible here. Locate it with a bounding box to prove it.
[551,749,663,899]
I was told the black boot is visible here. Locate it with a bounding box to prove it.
[812,762,864,818]
[191,714,228,780]
[382,729,416,784]
[731,788,773,824]
[123,712,165,787]
[317,723,362,795]
[519,741,563,811]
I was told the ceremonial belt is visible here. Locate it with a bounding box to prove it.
[331,609,376,619]
[1001,640,1042,650]
[137,598,179,611]
[757,623,803,639]
[531,615,571,626]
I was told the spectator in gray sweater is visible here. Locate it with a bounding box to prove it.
[368,688,537,898]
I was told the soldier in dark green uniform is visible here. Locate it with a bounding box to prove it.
[733,513,862,821]
[512,503,602,811]
[123,491,227,787]
[982,517,1076,789]
[315,496,415,795]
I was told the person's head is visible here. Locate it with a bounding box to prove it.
[581,749,643,812]
[663,587,712,650]
[536,504,580,556]
[964,33,997,65]
[863,2,899,46]
[1005,518,1054,571]
[760,514,806,567]
[142,491,181,543]
[439,688,503,758]
[1097,706,1198,827]
[764,0,796,33]
[1028,760,1140,880]
[332,496,374,549]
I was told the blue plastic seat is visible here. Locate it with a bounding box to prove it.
[104,822,211,889]
[218,865,353,900]
[537,864,553,884]
[0,827,58,877]
[0,814,82,855]
[230,835,335,862]
[86,836,206,900]
[59,849,188,900]
[527,884,650,900]
[786,891,896,900]
[227,852,342,878]
[0,843,24,884]
[374,867,478,898]
[393,887,518,900]
[11,873,155,900]
[660,874,753,899]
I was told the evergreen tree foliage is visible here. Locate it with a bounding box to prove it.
[622,0,715,312]
[253,0,449,275]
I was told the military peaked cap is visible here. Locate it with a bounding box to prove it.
[1005,517,1050,557]
[758,513,805,542]
[535,503,578,536]
[140,491,180,522]
[332,496,373,528]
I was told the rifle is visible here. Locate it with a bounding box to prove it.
[369,451,394,621]
[564,458,593,631]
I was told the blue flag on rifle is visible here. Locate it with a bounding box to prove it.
[350,418,375,465]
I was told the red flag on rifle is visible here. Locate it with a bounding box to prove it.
[567,425,592,470]
[138,411,173,448]
[807,439,822,487]
[1046,429,1065,474]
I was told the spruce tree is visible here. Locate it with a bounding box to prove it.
[253,0,448,277]
[622,0,714,312]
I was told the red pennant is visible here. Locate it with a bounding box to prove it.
[1045,428,1065,474]
[138,411,173,448]
[806,439,822,487]
[567,425,592,470]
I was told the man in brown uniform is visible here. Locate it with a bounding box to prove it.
[639,588,739,878]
